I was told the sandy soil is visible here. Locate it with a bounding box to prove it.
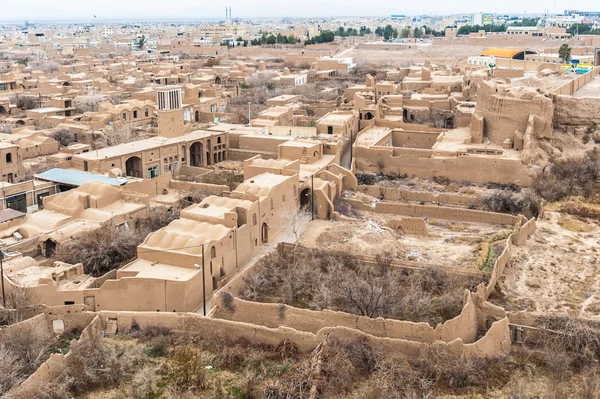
[347,45,487,67]
[499,212,600,318]
[299,210,506,268]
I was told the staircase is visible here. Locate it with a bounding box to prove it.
[300,148,308,164]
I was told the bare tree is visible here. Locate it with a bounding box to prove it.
[279,204,311,242]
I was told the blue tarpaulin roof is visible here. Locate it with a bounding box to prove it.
[35,168,127,187]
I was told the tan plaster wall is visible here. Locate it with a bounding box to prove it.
[345,198,517,225]
[357,185,482,207]
[355,145,533,186]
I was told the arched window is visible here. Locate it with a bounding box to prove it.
[210,246,216,259]
[252,214,257,226]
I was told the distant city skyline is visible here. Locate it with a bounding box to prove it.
[0,0,598,22]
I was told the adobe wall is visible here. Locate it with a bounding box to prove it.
[552,67,600,96]
[474,80,553,145]
[553,94,600,128]
[345,198,517,225]
[94,309,510,359]
[355,145,533,186]
[11,315,103,399]
[386,217,428,236]
[168,180,229,195]
[228,148,277,161]
[212,294,484,344]
[357,185,482,207]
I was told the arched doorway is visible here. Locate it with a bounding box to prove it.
[125,156,143,178]
[327,126,333,134]
[0,106,7,114]
[261,223,268,244]
[195,110,199,122]
[365,112,373,120]
[213,153,218,164]
[44,239,57,257]
[403,109,408,121]
[63,82,71,86]
[215,76,222,85]
[300,188,311,207]
[190,142,204,167]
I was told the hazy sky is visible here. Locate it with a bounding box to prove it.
[0,0,596,21]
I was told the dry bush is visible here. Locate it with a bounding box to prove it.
[534,152,599,202]
[50,129,76,147]
[481,188,541,218]
[48,339,145,397]
[0,124,15,134]
[197,170,243,190]
[100,124,141,148]
[56,206,181,276]
[333,196,361,218]
[240,248,480,325]
[75,93,103,113]
[167,346,208,392]
[15,96,37,110]
[0,322,58,396]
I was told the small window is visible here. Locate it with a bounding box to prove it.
[147,166,158,179]
[5,153,12,164]
[133,110,138,118]
[252,214,257,226]
[145,108,149,117]
[210,246,216,259]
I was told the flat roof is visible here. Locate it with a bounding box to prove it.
[0,208,25,224]
[35,168,127,187]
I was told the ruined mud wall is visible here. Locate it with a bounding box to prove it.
[94,309,510,360]
[478,216,536,299]
[474,80,553,145]
[10,315,103,399]
[212,294,481,344]
[554,94,600,128]
[357,185,482,207]
[345,198,517,225]
[355,145,533,186]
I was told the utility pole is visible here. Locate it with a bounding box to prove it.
[1,249,5,309]
[247,101,251,126]
[202,243,206,316]
[311,174,314,220]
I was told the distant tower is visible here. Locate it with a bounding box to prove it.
[156,86,185,138]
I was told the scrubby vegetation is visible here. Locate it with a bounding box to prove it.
[481,188,541,219]
[533,151,599,203]
[56,206,181,276]
[240,248,482,325]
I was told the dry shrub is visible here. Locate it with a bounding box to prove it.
[333,196,361,218]
[481,188,541,218]
[240,248,480,325]
[197,170,243,190]
[56,206,180,276]
[167,346,208,392]
[534,152,599,202]
[50,129,75,147]
[55,226,141,276]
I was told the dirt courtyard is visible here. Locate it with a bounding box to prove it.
[299,210,509,268]
[499,212,600,319]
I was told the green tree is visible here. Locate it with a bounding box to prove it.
[558,43,572,63]
[413,27,422,38]
[137,34,148,49]
[400,28,411,38]
[266,35,276,45]
[567,23,592,35]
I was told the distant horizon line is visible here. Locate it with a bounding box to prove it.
[0,11,558,24]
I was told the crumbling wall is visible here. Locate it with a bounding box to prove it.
[10,315,103,399]
[212,294,482,344]
[474,80,553,145]
[386,217,428,235]
[345,199,517,225]
[554,95,600,128]
[355,145,533,186]
[357,185,482,207]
